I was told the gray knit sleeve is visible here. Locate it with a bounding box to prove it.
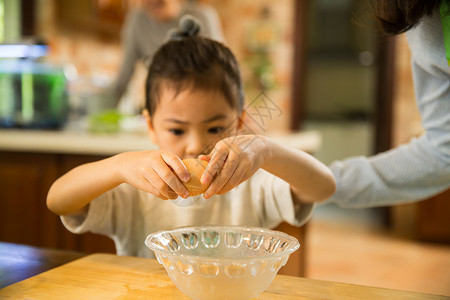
[112,10,142,102]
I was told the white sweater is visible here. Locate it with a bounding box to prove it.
[62,169,313,257]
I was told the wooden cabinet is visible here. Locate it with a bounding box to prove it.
[391,188,450,243]
[416,189,450,242]
[0,153,57,246]
[0,150,306,275]
[0,151,115,254]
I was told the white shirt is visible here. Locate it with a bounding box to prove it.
[62,170,313,257]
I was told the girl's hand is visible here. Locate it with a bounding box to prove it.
[116,150,191,200]
[199,135,269,198]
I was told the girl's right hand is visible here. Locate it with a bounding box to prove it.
[115,150,191,200]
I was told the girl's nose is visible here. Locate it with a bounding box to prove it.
[186,133,211,157]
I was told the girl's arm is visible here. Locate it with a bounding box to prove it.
[47,150,191,215]
[200,135,336,203]
[47,156,122,216]
[261,138,336,203]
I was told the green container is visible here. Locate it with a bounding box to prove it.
[0,59,69,129]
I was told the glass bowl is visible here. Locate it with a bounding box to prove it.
[145,225,300,300]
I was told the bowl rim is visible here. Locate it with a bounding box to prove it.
[145,225,300,262]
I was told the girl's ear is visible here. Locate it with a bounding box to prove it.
[238,109,265,135]
[143,109,158,144]
[237,109,247,132]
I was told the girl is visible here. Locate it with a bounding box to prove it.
[47,19,335,257]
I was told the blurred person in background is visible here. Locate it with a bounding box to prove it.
[326,0,450,208]
[110,0,224,108]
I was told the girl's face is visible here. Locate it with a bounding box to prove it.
[145,87,242,159]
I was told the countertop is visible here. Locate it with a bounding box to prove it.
[0,253,446,299]
[0,242,85,289]
[0,126,322,156]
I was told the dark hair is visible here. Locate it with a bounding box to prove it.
[145,36,244,116]
[376,0,449,34]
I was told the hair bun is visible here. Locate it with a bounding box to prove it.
[167,15,201,41]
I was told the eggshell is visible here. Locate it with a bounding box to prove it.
[182,159,209,196]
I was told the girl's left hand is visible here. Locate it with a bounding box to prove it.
[199,135,269,198]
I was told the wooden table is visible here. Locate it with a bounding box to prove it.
[0,253,446,299]
[0,242,85,288]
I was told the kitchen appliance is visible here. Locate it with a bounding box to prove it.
[0,43,70,129]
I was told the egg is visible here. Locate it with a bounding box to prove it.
[182,158,210,196]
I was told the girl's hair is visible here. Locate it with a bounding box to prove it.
[145,25,244,116]
[376,0,448,34]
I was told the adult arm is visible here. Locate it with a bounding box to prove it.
[111,10,142,103]
[326,12,450,208]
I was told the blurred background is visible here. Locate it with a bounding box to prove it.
[0,0,449,296]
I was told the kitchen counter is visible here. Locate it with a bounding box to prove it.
[0,127,322,156]
[0,242,85,289]
[0,252,446,299]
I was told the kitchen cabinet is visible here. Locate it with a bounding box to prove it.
[0,152,56,246]
[391,189,450,243]
[0,151,115,253]
[416,189,450,242]
[0,149,306,276]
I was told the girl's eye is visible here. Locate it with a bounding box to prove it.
[208,127,224,134]
[169,129,184,136]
